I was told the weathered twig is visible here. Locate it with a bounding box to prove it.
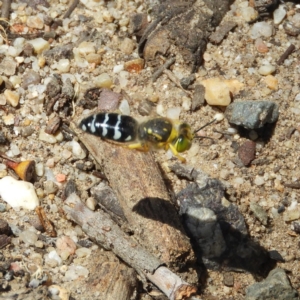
[63,193,197,300]
[63,0,80,19]
[1,0,11,20]
[152,57,176,81]
[277,44,296,65]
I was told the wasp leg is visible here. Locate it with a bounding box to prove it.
[168,144,186,163]
[127,142,150,152]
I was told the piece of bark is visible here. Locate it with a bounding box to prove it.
[0,219,11,235]
[71,120,194,266]
[86,250,137,300]
[134,0,230,72]
[63,193,197,300]
[209,21,237,44]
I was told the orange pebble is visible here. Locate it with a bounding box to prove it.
[255,38,269,53]
[56,173,66,182]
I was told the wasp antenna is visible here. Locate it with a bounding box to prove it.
[193,119,216,134]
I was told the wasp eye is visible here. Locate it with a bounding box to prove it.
[176,135,192,152]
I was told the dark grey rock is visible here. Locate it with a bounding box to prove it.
[245,268,299,300]
[176,167,276,275]
[249,202,268,225]
[225,101,279,129]
[181,206,226,258]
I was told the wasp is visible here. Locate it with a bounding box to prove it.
[79,112,215,162]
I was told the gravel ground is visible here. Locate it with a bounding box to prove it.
[0,0,300,299]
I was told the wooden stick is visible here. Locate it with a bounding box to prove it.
[70,120,194,266]
[63,193,197,300]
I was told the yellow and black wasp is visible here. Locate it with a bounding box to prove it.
[79,112,215,162]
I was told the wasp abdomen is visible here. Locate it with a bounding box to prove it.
[79,113,138,142]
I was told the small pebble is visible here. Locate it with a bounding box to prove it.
[19,230,38,245]
[56,236,77,257]
[86,197,96,211]
[2,114,14,125]
[250,22,274,39]
[64,265,89,281]
[119,37,135,55]
[0,176,39,210]
[27,16,44,29]
[255,38,269,53]
[254,176,265,186]
[238,140,256,166]
[39,129,58,144]
[22,70,41,89]
[70,141,86,159]
[46,250,62,266]
[124,58,144,73]
[56,174,66,183]
[48,285,70,300]
[166,107,181,120]
[28,38,50,54]
[250,202,268,225]
[76,41,96,55]
[239,6,258,22]
[56,59,70,73]
[75,247,91,258]
[119,99,130,115]
[0,57,17,76]
[43,180,58,194]
[284,210,300,222]
[0,203,6,212]
[264,75,278,90]
[273,5,286,25]
[94,73,113,88]
[86,53,101,65]
[4,90,19,107]
[258,64,276,76]
[35,162,44,177]
[113,64,124,73]
[201,78,244,106]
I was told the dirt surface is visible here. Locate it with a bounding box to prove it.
[0,0,300,299]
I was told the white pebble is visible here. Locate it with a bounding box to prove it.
[2,114,14,125]
[19,230,38,245]
[48,250,62,265]
[258,64,276,76]
[39,129,57,144]
[233,177,244,185]
[71,140,86,159]
[75,247,91,258]
[64,265,89,281]
[113,64,124,73]
[239,7,258,22]
[254,176,265,186]
[119,99,130,115]
[250,22,274,39]
[214,113,224,122]
[10,142,20,156]
[166,107,181,120]
[182,97,191,111]
[28,38,50,54]
[227,127,238,134]
[273,5,286,25]
[0,176,39,210]
[57,59,70,73]
[156,104,164,116]
[86,197,96,211]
